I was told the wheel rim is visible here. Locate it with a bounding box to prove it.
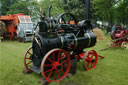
[41,49,70,82]
[24,46,33,72]
[57,13,77,25]
[83,50,98,71]
[121,41,128,48]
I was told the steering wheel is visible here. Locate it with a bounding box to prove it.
[57,13,78,25]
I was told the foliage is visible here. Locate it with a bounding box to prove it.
[115,0,128,24]
[1,0,18,15]
[39,0,64,18]
[7,0,40,21]
[92,0,118,27]
[7,1,30,15]
[61,0,86,21]
[92,0,128,26]
[1,0,39,21]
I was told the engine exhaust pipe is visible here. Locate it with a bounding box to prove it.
[85,0,90,20]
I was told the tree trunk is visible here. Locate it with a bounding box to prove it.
[107,12,113,34]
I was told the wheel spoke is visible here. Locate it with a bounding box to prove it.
[56,69,61,78]
[91,55,93,59]
[61,64,67,68]
[87,56,90,59]
[53,69,57,80]
[25,58,31,59]
[26,61,32,65]
[27,51,32,56]
[47,57,53,63]
[57,51,61,62]
[62,17,66,24]
[89,60,92,63]
[60,68,65,74]
[68,16,71,24]
[61,59,67,65]
[86,57,90,62]
[58,54,65,62]
[47,69,53,79]
[86,62,90,67]
[92,62,95,66]
[44,69,52,74]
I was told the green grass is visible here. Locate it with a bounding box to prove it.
[0,36,128,85]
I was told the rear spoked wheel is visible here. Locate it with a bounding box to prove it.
[24,46,33,72]
[41,49,70,82]
[83,50,98,71]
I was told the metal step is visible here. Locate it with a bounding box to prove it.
[30,65,41,74]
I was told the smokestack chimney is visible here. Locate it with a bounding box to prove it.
[85,0,90,20]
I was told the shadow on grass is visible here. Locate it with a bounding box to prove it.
[59,79,82,85]
[58,62,92,85]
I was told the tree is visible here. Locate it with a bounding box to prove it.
[92,0,123,34]
[62,0,86,21]
[7,0,38,14]
[39,0,64,18]
[6,0,40,21]
[93,0,118,27]
[115,0,128,25]
[1,0,18,15]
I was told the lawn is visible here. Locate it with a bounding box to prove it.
[0,36,128,85]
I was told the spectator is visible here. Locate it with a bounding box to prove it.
[112,25,115,32]
[121,25,126,31]
[115,24,121,31]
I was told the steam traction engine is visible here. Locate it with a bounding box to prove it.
[24,12,104,83]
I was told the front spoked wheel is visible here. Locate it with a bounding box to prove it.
[83,50,98,71]
[24,46,33,72]
[41,49,70,82]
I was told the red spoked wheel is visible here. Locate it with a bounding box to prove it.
[41,49,70,82]
[83,50,98,71]
[24,46,33,72]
